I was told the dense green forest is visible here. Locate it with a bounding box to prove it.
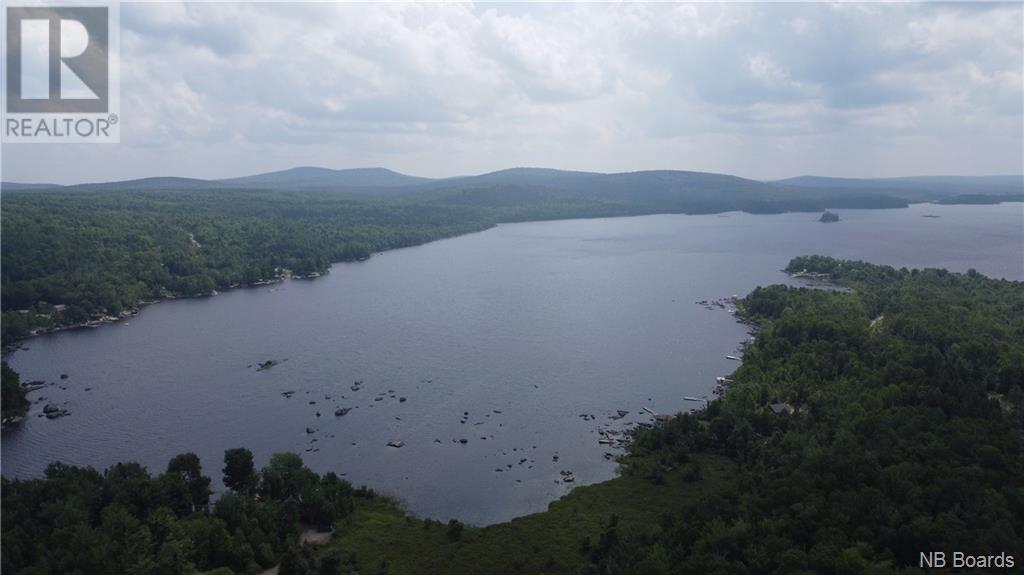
[7,172,1020,345]
[597,257,1024,573]
[935,192,1024,205]
[0,181,919,344]
[0,190,493,343]
[1,362,29,421]
[3,257,1021,574]
[2,448,380,575]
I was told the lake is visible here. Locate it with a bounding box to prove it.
[2,202,1021,525]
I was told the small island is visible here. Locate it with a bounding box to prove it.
[818,210,840,223]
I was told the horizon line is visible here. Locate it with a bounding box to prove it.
[4,166,1023,188]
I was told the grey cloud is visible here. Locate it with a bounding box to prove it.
[2,2,1020,183]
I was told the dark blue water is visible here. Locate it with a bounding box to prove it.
[3,203,1021,524]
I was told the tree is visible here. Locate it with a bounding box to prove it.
[166,452,212,512]
[1,362,29,420]
[99,505,157,574]
[318,547,345,575]
[0,451,367,575]
[155,472,194,517]
[447,519,464,541]
[277,542,310,575]
[153,536,193,575]
[223,448,257,493]
[261,452,315,501]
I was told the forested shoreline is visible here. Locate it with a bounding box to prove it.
[6,184,1009,345]
[0,189,495,344]
[1,362,29,422]
[601,256,1024,573]
[3,257,1021,574]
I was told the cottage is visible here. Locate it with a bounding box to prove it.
[768,402,794,415]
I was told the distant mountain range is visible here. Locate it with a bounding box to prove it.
[0,167,429,194]
[776,175,1024,202]
[218,166,434,191]
[3,167,1021,212]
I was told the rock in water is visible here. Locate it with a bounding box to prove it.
[256,359,279,371]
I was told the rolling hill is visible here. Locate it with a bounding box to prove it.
[775,174,1023,201]
[217,166,433,192]
[3,168,1021,212]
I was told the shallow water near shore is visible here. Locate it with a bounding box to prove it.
[3,202,1021,525]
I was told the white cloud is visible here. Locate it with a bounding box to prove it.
[2,2,1021,183]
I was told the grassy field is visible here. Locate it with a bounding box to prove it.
[327,455,734,574]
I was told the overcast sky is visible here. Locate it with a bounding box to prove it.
[2,1,1022,184]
